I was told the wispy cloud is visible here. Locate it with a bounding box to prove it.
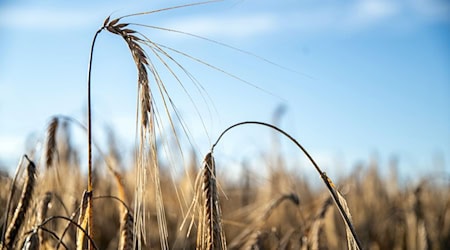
[1,0,448,35]
[154,0,450,41]
[0,6,100,31]
[410,0,450,20]
[164,13,278,40]
[280,0,449,35]
[349,0,398,27]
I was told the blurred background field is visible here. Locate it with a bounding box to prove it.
[0,126,448,249]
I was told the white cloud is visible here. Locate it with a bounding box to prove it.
[351,0,398,25]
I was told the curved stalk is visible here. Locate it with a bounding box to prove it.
[211,121,363,250]
[86,26,105,250]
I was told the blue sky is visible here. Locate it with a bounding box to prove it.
[0,0,449,179]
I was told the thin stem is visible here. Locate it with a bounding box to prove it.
[92,195,131,212]
[211,121,323,174]
[87,27,103,195]
[39,216,98,250]
[211,121,363,250]
[86,26,104,250]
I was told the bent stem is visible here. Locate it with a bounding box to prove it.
[211,121,363,250]
[38,215,99,250]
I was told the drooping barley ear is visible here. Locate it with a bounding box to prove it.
[20,230,39,250]
[196,152,226,250]
[85,15,151,250]
[105,19,152,130]
[4,157,36,249]
[36,192,52,246]
[309,197,333,250]
[76,190,92,250]
[104,17,172,250]
[118,210,135,250]
[44,117,59,168]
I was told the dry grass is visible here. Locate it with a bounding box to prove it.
[0,134,449,249]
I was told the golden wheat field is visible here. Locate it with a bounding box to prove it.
[1,2,450,250]
[0,119,449,250]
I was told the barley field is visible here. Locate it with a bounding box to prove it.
[1,2,449,250]
[0,120,449,249]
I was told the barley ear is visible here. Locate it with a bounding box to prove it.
[36,192,52,246]
[321,173,360,250]
[118,210,134,250]
[197,152,226,250]
[76,190,92,250]
[104,18,151,130]
[308,197,333,250]
[103,17,154,249]
[44,117,59,168]
[4,157,36,249]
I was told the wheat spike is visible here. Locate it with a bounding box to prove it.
[35,192,52,247]
[105,20,151,130]
[4,158,36,249]
[104,17,174,250]
[320,174,360,250]
[118,210,135,250]
[76,190,92,250]
[44,117,59,168]
[197,152,226,250]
